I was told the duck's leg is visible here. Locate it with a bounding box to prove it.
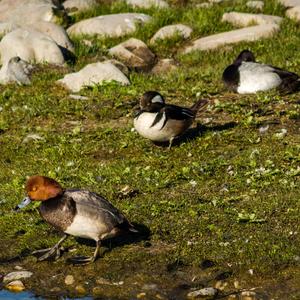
[68,240,101,265]
[33,234,68,261]
[168,137,175,150]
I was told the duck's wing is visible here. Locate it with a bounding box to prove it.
[163,104,195,120]
[65,190,127,225]
[270,65,300,94]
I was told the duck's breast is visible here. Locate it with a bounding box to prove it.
[134,112,184,142]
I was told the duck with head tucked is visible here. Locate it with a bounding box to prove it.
[133,91,208,149]
[222,49,300,94]
[15,175,137,264]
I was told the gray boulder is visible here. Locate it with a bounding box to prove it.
[222,12,282,27]
[67,13,151,38]
[150,24,192,44]
[0,28,65,65]
[109,38,156,70]
[63,0,98,14]
[125,0,169,8]
[183,24,280,53]
[57,61,130,92]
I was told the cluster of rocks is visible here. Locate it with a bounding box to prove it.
[1,269,33,292]
[0,0,299,91]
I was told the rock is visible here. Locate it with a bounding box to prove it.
[222,12,282,27]
[28,22,74,53]
[69,94,89,100]
[5,280,25,292]
[151,58,178,74]
[96,277,112,285]
[57,61,130,92]
[0,57,33,85]
[23,133,45,143]
[0,22,19,36]
[107,59,130,76]
[246,1,264,10]
[197,2,213,8]
[241,291,257,300]
[0,0,63,25]
[64,275,75,285]
[63,0,97,14]
[278,0,300,7]
[183,24,280,53]
[125,0,169,8]
[3,271,33,283]
[67,13,151,38]
[286,6,300,21]
[0,28,65,65]
[75,284,86,294]
[50,287,61,292]
[0,22,73,53]
[187,287,218,298]
[109,38,156,71]
[14,266,23,271]
[150,24,193,44]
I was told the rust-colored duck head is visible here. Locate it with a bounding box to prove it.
[15,176,63,210]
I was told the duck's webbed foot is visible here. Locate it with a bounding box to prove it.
[32,234,68,261]
[68,240,101,265]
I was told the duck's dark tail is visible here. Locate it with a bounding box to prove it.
[190,99,209,115]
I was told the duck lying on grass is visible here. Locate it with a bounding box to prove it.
[15,175,137,264]
[222,49,300,94]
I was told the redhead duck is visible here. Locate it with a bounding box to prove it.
[133,91,208,148]
[15,176,136,264]
[222,50,300,94]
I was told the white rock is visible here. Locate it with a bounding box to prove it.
[0,57,33,85]
[278,0,300,7]
[187,287,218,298]
[3,271,33,283]
[0,22,19,36]
[63,0,98,13]
[0,21,74,53]
[109,38,156,69]
[64,275,75,285]
[125,0,169,8]
[23,133,44,143]
[286,6,300,21]
[28,22,74,52]
[197,2,213,8]
[57,61,130,92]
[222,12,283,27]
[67,13,151,38]
[183,24,280,53]
[150,24,193,43]
[0,0,61,25]
[0,28,65,65]
[69,94,89,100]
[246,1,264,10]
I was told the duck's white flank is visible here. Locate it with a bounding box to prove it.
[237,62,282,94]
[134,112,171,142]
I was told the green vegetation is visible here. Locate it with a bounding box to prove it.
[0,0,299,298]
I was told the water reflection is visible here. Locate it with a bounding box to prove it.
[0,290,92,300]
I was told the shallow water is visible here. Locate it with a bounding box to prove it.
[0,290,92,300]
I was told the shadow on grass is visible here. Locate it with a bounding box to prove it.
[153,121,238,148]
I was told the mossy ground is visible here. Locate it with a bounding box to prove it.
[0,0,300,299]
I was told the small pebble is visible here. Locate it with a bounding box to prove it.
[187,287,218,298]
[3,271,33,283]
[75,284,86,294]
[14,266,23,271]
[137,292,146,299]
[96,277,111,285]
[64,275,75,285]
[69,94,89,100]
[5,280,25,292]
[50,287,61,292]
[214,280,228,290]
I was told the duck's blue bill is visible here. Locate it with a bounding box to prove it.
[14,197,31,211]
